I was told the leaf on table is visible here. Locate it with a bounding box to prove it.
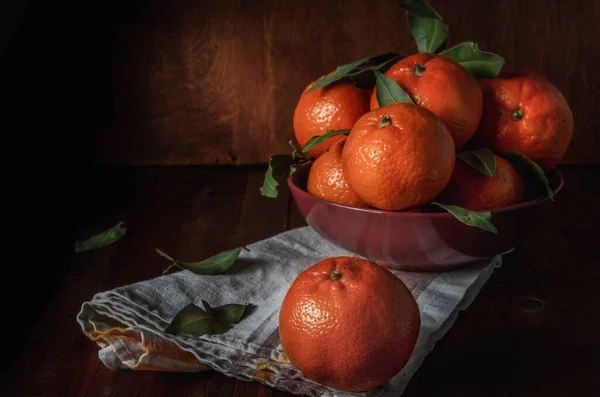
[439,42,505,77]
[156,247,242,275]
[374,70,414,107]
[500,152,554,200]
[74,221,127,253]
[165,301,247,336]
[457,148,496,176]
[399,0,448,54]
[432,202,498,234]
[301,129,350,153]
[260,154,296,198]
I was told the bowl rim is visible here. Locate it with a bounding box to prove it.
[287,169,564,218]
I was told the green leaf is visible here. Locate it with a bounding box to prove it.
[439,42,505,77]
[74,221,127,253]
[347,54,405,90]
[305,53,403,93]
[260,154,296,198]
[302,129,350,153]
[165,301,247,336]
[500,152,554,200]
[156,247,242,275]
[407,15,448,53]
[400,0,448,54]
[432,202,498,234]
[374,71,414,107]
[305,58,369,93]
[457,148,496,176]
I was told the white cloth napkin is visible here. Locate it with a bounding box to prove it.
[77,226,501,397]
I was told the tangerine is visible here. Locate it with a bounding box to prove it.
[306,137,368,208]
[436,154,525,211]
[293,79,370,158]
[471,70,574,169]
[279,256,420,392]
[341,102,455,211]
[370,53,483,149]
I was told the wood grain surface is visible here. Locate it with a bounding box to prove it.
[3,0,598,165]
[2,165,598,397]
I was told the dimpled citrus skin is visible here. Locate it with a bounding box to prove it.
[278,256,420,392]
[293,79,370,158]
[436,155,525,211]
[341,102,456,211]
[471,70,574,169]
[306,138,368,208]
[369,53,483,149]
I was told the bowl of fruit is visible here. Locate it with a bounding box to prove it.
[261,3,572,272]
[287,165,563,271]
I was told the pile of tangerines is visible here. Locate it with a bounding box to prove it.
[296,53,572,215]
[274,0,574,393]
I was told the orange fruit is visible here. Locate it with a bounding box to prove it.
[306,137,368,208]
[436,154,525,211]
[369,53,483,149]
[470,70,574,169]
[341,102,455,211]
[293,79,370,158]
[279,256,420,392]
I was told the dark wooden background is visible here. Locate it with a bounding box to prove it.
[3,0,598,167]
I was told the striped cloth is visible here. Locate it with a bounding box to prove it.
[77,226,502,397]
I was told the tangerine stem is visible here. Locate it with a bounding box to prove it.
[330,269,342,280]
[512,108,524,120]
[377,115,392,128]
[414,63,426,76]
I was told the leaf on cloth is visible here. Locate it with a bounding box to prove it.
[156,247,242,275]
[432,202,498,234]
[165,301,247,336]
[74,221,127,253]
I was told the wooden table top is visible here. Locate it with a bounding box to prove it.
[3,165,599,397]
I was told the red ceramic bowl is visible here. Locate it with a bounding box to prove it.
[288,170,563,272]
